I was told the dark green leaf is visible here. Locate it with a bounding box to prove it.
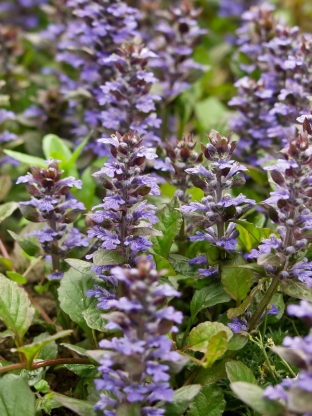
[226,360,257,384]
[0,374,35,416]
[58,267,106,332]
[52,393,97,416]
[221,255,253,301]
[230,382,285,416]
[186,385,225,416]
[151,197,182,258]
[8,230,40,257]
[0,273,34,340]
[169,254,199,277]
[227,334,248,351]
[61,343,88,357]
[64,259,94,275]
[190,282,231,320]
[64,364,98,378]
[164,385,202,416]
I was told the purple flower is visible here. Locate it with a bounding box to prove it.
[92,258,184,413]
[228,318,247,333]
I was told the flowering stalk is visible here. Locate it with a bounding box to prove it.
[56,0,141,150]
[99,42,161,148]
[87,131,159,307]
[229,5,312,162]
[17,159,87,279]
[181,129,254,278]
[91,257,183,416]
[147,0,207,141]
[263,300,312,413]
[247,118,312,330]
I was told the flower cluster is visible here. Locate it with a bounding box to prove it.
[229,5,312,162]
[87,131,159,305]
[0,0,47,29]
[264,300,312,413]
[218,0,262,18]
[181,129,255,277]
[246,119,312,286]
[0,108,17,168]
[17,159,87,279]
[56,0,141,148]
[99,42,161,148]
[148,0,207,101]
[92,257,183,416]
[155,134,203,203]
[24,86,74,138]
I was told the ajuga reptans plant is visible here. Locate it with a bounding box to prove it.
[92,257,183,415]
[17,159,88,279]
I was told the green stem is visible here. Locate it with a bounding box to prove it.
[248,277,280,332]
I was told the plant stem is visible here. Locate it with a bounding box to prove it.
[0,358,92,375]
[248,277,280,332]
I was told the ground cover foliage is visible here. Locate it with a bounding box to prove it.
[1,0,312,415]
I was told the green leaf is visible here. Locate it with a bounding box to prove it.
[193,355,231,385]
[42,134,72,165]
[169,254,199,277]
[195,97,230,132]
[206,246,222,265]
[234,220,272,252]
[226,360,257,384]
[52,393,97,416]
[14,330,72,369]
[0,202,18,224]
[64,259,94,275]
[151,197,182,258]
[186,385,226,416]
[132,227,163,237]
[61,343,88,357]
[93,249,125,267]
[58,267,106,332]
[72,166,97,211]
[6,271,27,284]
[0,174,11,202]
[221,254,253,301]
[204,331,228,368]
[164,385,202,416]
[34,379,50,393]
[227,334,248,351]
[280,280,312,301]
[190,282,231,320]
[0,374,35,416]
[33,332,58,360]
[67,131,92,170]
[64,364,98,378]
[3,149,46,167]
[0,273,34,340]
[8,230,40,257]
[189,322,232,353]
[152,253,176,275]
[230,382,285,416]
[116,403,141,416]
